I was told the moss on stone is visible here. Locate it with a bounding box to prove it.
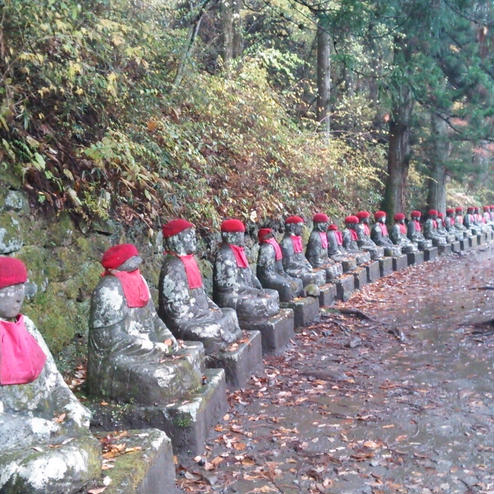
[0,211,23,254]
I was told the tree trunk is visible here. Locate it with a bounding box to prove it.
[316,13,331,135]
[222,0,242,67]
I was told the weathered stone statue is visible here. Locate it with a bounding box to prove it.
[482,206,493,228]
[280,216,326,287]
[213,219,280,323]
[355,211,384,259]
[489,205,494,223]
[327,223,346,259]
[390,213,416,252]
[0,256,101,494]
[158,219,242,354]
[407,211,432,249]
[437,212,456,243]
[454,207,471,237]
[475,206,489,233]
[256,228,303,302]
[464,207,481,235]
[423,210,447,246]
[342,215,362,253]
[305,213,343,281]
[371,211,402,256]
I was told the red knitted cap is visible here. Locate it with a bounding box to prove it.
[394,213,405,221]
[345,215,359,224]
[258,228,272,242]
[0,257,28,289]
[285,215,304,224]
[221,218,246,233]
[356,211,370,220]
[483,206,489,211]
[411,210,421,218]
[455,207,463,212]
[437,212,444,218]
[446,208,454,214]
[313,213,329,223]
[101,244,139,269]
[374,211,386,220]
[474,207,480,212]
[428,209,438,216]
[162,219,194,238]
[328,224,338,231]
[467,207,474,212]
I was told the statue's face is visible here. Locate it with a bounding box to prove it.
[346,222,355,230]
[223,231,245,246]
[0,283,26,320]
[165,228,196,255]
[287,223,303,236]
[379,216,386,223]
[117,256,143,272]
[361,217,369,224]
[314,221,328,232]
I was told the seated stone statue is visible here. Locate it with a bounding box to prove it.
[158,219,242,354]
[88,244,206,405]
[342,215,362,253]
[280,215,326,288]
[453,207,470,237]
[424,210,447,246]
[390,213,417,252]
[407,210,432,249]
[213,219,280,324]
[489,205,494,224]
[445,208,464,240]
[256,227,303,302]
[355,211,384,259]
[305,213,343,281]
[475,206,490,233]
[437,212,456,242]
[371,211,402,256]
[464,207,481,235]
[482,206,493,229]
[0,257,101,493]
[327,223,346,260]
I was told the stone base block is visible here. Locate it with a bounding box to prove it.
[366,261,381,283]
[90,368,227,458]
[379,257,393,277]
[384,247,402,257]
[336,275,354,301]
[241,308,295,354]
[480,233,487,244]
[341,258,357,272]
[392,254,408,271]
[319,283,336,307]
[459,239,467,250]
[103,429,177,494]
[438,243,452,255]
[407,251,424,266]
[353,267,367,289]
[471,236,479,247]
[356,252,371,264]
[207,330,263,389]
[450,241,461,253]
[424,247,438,261]
[281,296,320,329]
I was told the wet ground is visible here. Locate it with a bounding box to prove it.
[178,246,494,494]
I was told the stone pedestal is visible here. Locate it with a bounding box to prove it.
[102,429,177,494]
[450,241,461,253]
[353,267,367,289]
[319,283,336,307]
[424,247,438,261]
[366,261,381,283]
[392,254,408,271]
[281,297,320,329]
[471,235,479,247]
[356,252,371,264]
[480,233,487,244]
[207,330,263,389]
[407,251,424,266]
[341,258,357,272]
[438,243,451,255]
[336,275,354,301]
[379,257,393,277]
[459,239,467,251]
[241,309,295,354]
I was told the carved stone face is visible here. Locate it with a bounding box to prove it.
[346,222,356,230]
[165,228,197,255]
[0,283,26,320]
[286,223,303,236]
[314,221,328,233]
[361,217,369,225]
[116,255,143,272]
[222,231,245,246]
[378,216,386,223]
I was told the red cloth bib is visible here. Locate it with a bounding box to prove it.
[432,220,438,229]
[0,315,46,385]
[265,238,282,261]
[318,232,328,249]
[291,235,303,253]
[350,229,358,241]
[363,224,370,236]
[457,216,463,224]
[380,223,389,236]
[179,254,203,289]
[106,269,150,308]
[413,220,421,232]
[229,244,249,268]
[399,224,407,234]
[334,231,343,246]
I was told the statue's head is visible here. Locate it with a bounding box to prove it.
[446,208,455,217]
[356,211,370,224]
[285,215,304,236]
[455,207,463,215]
[437,212,444,221]
[0,257,27,320]
[428,209,438,220]
[411,210,421,220]
[474,206,480,214]
[374,210,387,224]
[394,212,405,224]
[221,218,245,246]
[312,213,329,232]
[258,227,274,243]
[466,206,474,214]
[163,219,196,256]
[328,223,339,232]
[345,215,359,230]
[483,206,490,213]
[102,243,142,272]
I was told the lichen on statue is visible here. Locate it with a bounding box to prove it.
[213,219,280,324]
[445,208,466,240]
[256,227,303,302]
[463,207,481,235]
[371,211,402,256]
[342,215,372,263]
[436,212,456,243]
[0,256,101,494]
[158,219,241,353]
[423,210,448,247]
[390,213,417,253]
[355,211,384,260]
[407,211,433,249]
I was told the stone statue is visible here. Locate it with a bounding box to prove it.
[371,211,402,256]
[305,213,343,281]
[423,210,447,246]
[444,208,461,240]
[342,215,362,253]
[407,211,432,249]
[213,219,280,324]
[355,211,384,259]
[0,256,101,494]
[489,205,494,223]
[327,223,346,260]
[158,219,242,354]
[437,212,456,243]
[88,244,207,405]
[453,207,471,237]
[280,216,326,287]
[482,206,492,228]
[464,207,481,235]
[475,206,489,233]
[256,227,303,302]
[390,213,416,252]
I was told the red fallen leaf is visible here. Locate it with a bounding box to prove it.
[53,413,66,423]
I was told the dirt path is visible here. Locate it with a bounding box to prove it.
[178,247,494,494]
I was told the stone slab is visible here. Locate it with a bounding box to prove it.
[366,261,381,283]
[392,254,408,271]
[471,236,478,247]
[450,241,461,253]
[341,258,357,272]
[319,283,336,307]
[424,247,438,261]
[241,308,295,354]
[379,257,393,277]
[438,243,452,255]
[281,296,320,329]
[353,267,367,290]
[480,233,487,244]
[207,330,263,389]
[459,239,467,251]
[336,275,354,301]
[356,252,371,264]
[103,428,177,494]
[407,251,424,266]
